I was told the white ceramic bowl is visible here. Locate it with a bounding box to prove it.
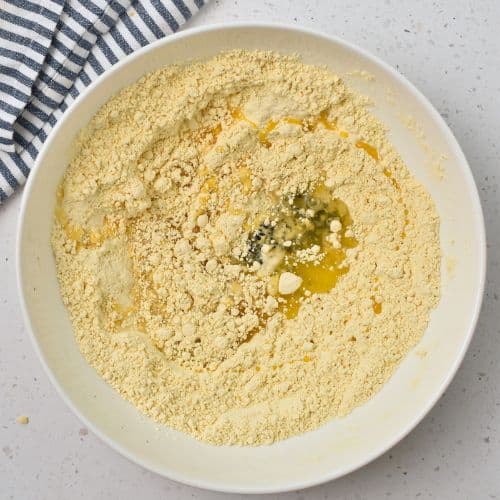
[17,24,485,494]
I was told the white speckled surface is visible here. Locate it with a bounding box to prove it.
[1,1,499,498]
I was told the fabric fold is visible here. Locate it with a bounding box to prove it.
[0,0,64,153]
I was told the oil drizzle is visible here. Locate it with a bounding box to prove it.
[356,140,379,160]
[243,183,358,320]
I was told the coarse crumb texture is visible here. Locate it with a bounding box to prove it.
[52,50,440,446]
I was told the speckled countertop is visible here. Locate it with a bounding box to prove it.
[1,1,499,498]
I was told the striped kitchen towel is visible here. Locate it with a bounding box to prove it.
[0,0,205,202]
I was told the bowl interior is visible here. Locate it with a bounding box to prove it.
[18,25,484,493]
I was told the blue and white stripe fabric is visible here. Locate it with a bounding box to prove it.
[0,0,204,202]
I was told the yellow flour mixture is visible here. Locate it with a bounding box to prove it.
[52,50,440,445]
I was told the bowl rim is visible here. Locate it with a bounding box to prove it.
[16,21,487,494]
